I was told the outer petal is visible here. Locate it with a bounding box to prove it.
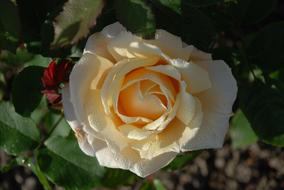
[69,53,113,124]
[176,82,197,125]
[62,86,96,156]
[92,138,177,177]
[86,89,129,151]
[182,60,238,150]
[101,22,126,39]
[170,59,212,93]
[147,30,192,60]
[84,33,115,62]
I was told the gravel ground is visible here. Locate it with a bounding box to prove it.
[1,139,284,190]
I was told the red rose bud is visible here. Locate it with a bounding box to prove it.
[42,59,73,106]
[42,59,73,89]
[42,90,62,105]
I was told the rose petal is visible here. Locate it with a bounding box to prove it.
[93,140,177,177]
[189,46,212,61]
[146,64,181,81]
[119,124,155,140]
[62,85,95,156]
[181,60,237,150]
[84,33,115,62]
[101,57,159,115]
[170,59,212,93]
[86,89,129,151]
[147,30,192,60]
[176,82,197,125]
[101,22,126,39]
[69,53,113,123]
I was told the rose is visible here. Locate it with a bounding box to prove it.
[62,22,237,177]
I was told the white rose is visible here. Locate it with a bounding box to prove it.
[62,22,237,177]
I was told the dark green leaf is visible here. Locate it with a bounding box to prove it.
[183,0,222,7]
[151,0,181,14]
[230,0,277,25]
[164,151,200,171]
[38,134,105,190]
[51,0,104,48]
[0,102,40,155]
[181,4,216,50]
[230,110,258,149]
[12,66,44,117]
[0,0,21,38]
[101,168,138,188]
[115,0,156,38]
[240,83,284,147]
[246,22,284,72]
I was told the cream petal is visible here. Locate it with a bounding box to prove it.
[182,60,237,150]
[83,33,115,62]
[143,88,180,131]
[170,59,212,94]
[62,85,96,156]
[69,53,113,123]
[86,89,129,151]
[62,85,81,131]
[119,124,155,140]
[101,22,126,39]
[197,60,238,115]
[101,57,159,115]
[94,140,177,177]
[77,134,96,156]
[119,82,166,120]
[181,111,229,150]
[147,30,191,60]
[107,31,139,61]
[146,64,181,81]
[189,46,212,61]
[107,31,166,61]
[176,82,197,125]
[132,97,203,159]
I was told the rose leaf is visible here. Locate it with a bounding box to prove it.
[0,102,40,155]
[230,109,258,149]
[12,66,44,117]
[51,0,104,48]
[114,0,156,39]
[37,134,105,189]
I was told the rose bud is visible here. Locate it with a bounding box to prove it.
[42,59,73,107]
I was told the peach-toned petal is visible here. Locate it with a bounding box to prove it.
[93,139,177,177]
[147,30,191,60]
[197,60,237,115]
[146,64,181,81]
[101,22,126,39]
[83,33,115,62]
[170,59,212,93]
[182,60,237,150]
[131,95,203,159]
[62,85,96,156]
[101,57,159,115]
[119,82,166,120]
[86,89,129,151]
[176,82,197,125]
[189,46,212,61]
[119,124,155,140]
[107,32,138,61]
[69,53,113,124]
